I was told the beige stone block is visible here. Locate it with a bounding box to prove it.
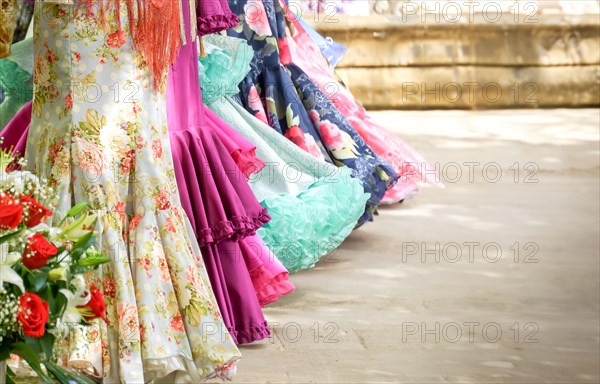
[336,65,600,109]
[314,15,600,67]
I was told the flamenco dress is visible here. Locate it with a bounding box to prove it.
[196,0,254,173]
[166,0,288,343]
[226,0,397,225]
[199,34,369,274]
[23,0,240,381]
[195,0,294,303]
[0,3,293,314]
[281,2,442,202]
[197,0,266,178]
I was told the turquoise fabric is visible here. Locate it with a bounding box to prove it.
[200,34,369,273]
[0,38,33,130]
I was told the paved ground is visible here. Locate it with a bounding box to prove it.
[229,109,600,384]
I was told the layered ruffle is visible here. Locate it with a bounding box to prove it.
[167,3,273,345]
[207,91,369,274]
[196,0,239,36]
[206,105,265,180]
[257,167,368,273]
[169,126,271,246]
[241,235,295,307]
[249,265,295,307]
[230,146,266,179]
[197,13,239,35]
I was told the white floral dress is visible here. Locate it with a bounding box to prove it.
[26,1,241,382]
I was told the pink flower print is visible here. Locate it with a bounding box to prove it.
[165,217,176,233]
[304,133,325,160]
[185,265,209,298]
[318,120,346,151]
[65,91,73,109]
[103,277,116,299]
[157,257,170,282]
[129,215,142,231]
[117,303,139,341]
[284,126,308,152]
[248,86,268,124]
[170,316,185,332]
[75,138,106,174]
[155,189,171,210]
[137,257,152,272]
[152,139,162,159]
[244,0,272,36]
[308,109,320,125]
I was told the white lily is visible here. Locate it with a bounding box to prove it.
[59,212,97,241]
[0,243,24,293]
[60,275,91,324]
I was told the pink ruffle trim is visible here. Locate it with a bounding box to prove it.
[197,13,239,36]
[197,209,271,246]
[230,148,266,180]
[249,265,296,307]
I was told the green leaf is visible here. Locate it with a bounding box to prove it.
[48,363,96,384]
[26,270,49,293]
[65,202,88,218]
[6,366,16,384]
[24,335,42,355]
[0,338,13,360]
[286,104,294,125]
[39,332,56,360]
[10,342,54,384]
[76,256,111,267]
[54,290,68,318]
[72,232,94,251]
[5,371,15,384]
[43,361,70,384]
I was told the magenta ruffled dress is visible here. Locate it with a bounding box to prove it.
[197,0,239,35]
[166,0,286,344]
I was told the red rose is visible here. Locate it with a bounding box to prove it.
[22,234,58,269]
[0,192,23,230]
[17,293,49,338]
[20,195,52,228]
[79,283,108,324]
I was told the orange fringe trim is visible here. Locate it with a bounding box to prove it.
[78,0,182,91]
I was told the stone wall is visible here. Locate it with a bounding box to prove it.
[310,2,600,109]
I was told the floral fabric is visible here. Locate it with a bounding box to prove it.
[280,3,442,202]
[25,2,240,382]
[226,0,397,224]
[200,34,369,273]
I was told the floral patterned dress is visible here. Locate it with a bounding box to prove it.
[226,0,397,225]
[280,2,442,203]
[25,1,240,382]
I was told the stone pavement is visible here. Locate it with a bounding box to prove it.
[228,109,600,383]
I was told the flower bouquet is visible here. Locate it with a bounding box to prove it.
[0,149,110,384]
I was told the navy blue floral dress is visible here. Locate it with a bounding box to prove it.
[226,0,396,224]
